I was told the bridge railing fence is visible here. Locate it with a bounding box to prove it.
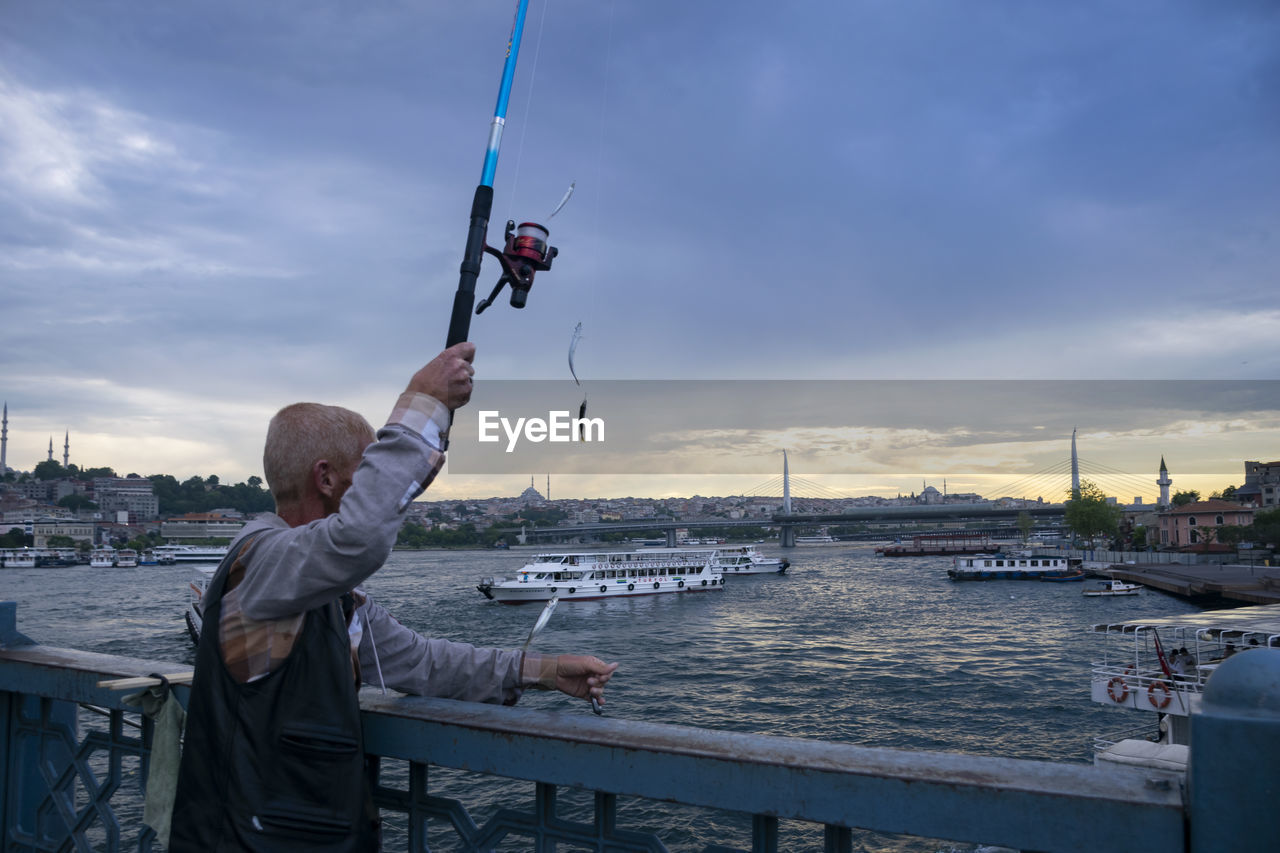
[3,601,1278,852]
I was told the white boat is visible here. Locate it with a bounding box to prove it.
[1084,579,1142,597]
[1,549,37,569]
[715,545,790,575]
[114,548,139,568]
[794,534,836,544]
[477,548,725,603]
[89,548,116,569]
[185,566,217,643]
[948,553,1081,581]
[1089,604,1280,775]
[155,544,230,563]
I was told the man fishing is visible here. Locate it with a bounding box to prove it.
[171,341,618,851]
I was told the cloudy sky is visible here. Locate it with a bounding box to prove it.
[2,1,1277,500]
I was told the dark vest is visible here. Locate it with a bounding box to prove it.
[170,547,376,852]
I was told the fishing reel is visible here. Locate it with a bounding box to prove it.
[475,220,558,314]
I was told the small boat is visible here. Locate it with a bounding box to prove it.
[1084,579,1142,597]
[948,553,1079,581]
[715,545,790,575]
[794,534,836,544]
[114,548,139,568]
[89,548,116,569]
[478,548,725,603]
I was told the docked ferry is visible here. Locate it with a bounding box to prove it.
[948,553,1081,581]
[715,545,790,575]
[477,548,725,603]
[1089,604,1280,775]
[114,548,139,568]
[185,566,217,642]
[155,544,229,563]
[89,548,116,569]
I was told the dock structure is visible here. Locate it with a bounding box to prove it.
[1106,563,1280,606]
[3,601,1280,851]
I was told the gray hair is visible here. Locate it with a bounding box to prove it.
[263,403,375,508]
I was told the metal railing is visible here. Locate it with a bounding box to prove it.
[3,601,1278,852]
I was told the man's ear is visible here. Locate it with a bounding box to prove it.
[313,459,336,496]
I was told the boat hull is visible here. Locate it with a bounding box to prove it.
[479,576,726,603]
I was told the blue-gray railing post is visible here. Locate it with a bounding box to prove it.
[1188,648,1280,851]
[1,602,78,847]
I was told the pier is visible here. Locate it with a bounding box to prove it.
[1105,562,1280,606]
[3,601,1278,851]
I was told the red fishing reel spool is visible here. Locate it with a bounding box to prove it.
[475,220,558,313]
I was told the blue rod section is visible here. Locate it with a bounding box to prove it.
[480,0,532,187]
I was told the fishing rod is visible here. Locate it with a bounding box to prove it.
[446,0,559,348]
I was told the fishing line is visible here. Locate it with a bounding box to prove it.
[504,0,551,226]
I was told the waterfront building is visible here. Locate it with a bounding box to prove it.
[32,518,94,547]
[1158,499,1255,549]
[92,477,159,521]
[159,512,245,541]
[1238,459,1280,507]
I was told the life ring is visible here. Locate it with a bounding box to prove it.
[599,585,607,593]
[1147,680,1173,709]
[701,579,707,586]
[1107,676,1130,704]
[653,582,661,589]
[568,587,576,594]
[678,580,684,588]
[627,583,634,591]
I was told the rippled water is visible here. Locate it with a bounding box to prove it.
[3,544,1201,851]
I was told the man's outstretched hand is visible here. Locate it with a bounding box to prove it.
[554,655,619,708]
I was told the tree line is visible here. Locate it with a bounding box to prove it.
[5,461,275,516]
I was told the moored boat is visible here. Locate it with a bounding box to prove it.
[185,566,217,643]
[948,553,1079,581]
[478,548,725,603]
[1,549,38,568]
[114,548,139,568]
[1084,579,1142,597]
[1089,604,1280,775]
[715,545,790,575]
[155,544,230,563]
[89,547,116,569]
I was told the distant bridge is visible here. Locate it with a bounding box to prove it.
[495,503,1066,547]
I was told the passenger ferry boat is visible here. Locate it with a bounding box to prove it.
[114,548,139,568]
[948,553,1081,581]
[715,545,790,575]
[0,549,37,568]
[89,548,116,569]
[185,566,217,643]
[155,544,230,563]
[477,548,725,603]
[1089,603,1280,775]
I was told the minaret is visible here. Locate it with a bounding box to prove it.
[63,430,69,467]
[1070,428,1080,496]
[782,450,792,515]
[546,474,550,502]
[48,437,54,462]
[1,402,7,474]
[1157,457,1172,508]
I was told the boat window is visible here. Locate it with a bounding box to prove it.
[995,560,1004,567]
[983,560,991,567]
[1030,560,1038,566]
